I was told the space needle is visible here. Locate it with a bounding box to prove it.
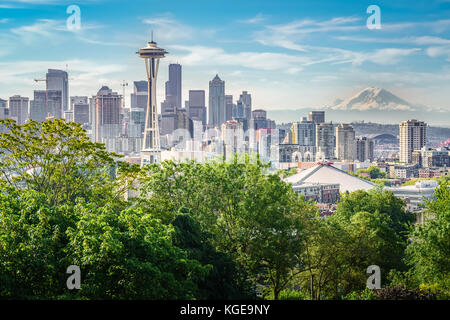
[137,36,168,166]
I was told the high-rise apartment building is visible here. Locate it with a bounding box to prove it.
[315,122,334,159]
[399,119,427,164]
[356,137,374,162]
[9,95,29,125]
[46,69,69,112]
[308,111,325,124]
[208,74,226,128]
[335,123,356,161]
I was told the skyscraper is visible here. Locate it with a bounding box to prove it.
[187,90,206,127]
[335,124,356,161]
[0,99,7,120]
[225,95,233,121]
[291,117,316,146]
[399,119,427,164]
[316,122,334,159]
[9,95,29,125]
[0,99,7,109]
[356,137,374,162]
[47,90,63,119]
[130,81,148,134]
[137,40,167,165]
[30,90,47,122]
[94,86,121,143]
[208,74,226,128]
[308,111,325,124]
[239,91,252,121]
[162,63,182,113]
[46,69,69,112]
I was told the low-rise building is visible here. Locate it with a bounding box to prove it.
[384,180,439,214]
[291,182,340,204]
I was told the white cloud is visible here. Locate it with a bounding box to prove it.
[426,46,450,60]
[143,15,216,43]
[239,13,267,24]
[0,59,125,98]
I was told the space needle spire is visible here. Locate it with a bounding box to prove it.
[137,36,168,165]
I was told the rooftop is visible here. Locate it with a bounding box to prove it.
[285,163,375,193]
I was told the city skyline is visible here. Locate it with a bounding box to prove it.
[0,0,450,122]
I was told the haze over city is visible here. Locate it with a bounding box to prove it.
[1,0,450,125]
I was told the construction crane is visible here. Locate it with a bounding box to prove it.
[34,69,75,119]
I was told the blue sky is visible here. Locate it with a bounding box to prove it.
[1,0,450,113]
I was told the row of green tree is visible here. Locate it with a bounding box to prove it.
[0,119,448,300]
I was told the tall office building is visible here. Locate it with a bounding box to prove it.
[130,81,148,134]
[308,111,325,124]
[187,90,206,127]
[0,99,7,120]
[47,90,63,119]
[225,95,233,121]
[336,124,356,161]
[356,137,374,162]
[0,98,7,109]
[233,100,245,119]
[315,122,334,159]
[46,69,69,112]
[70,96,88,109]
[399,119,427,164]
[208,74,226,128]
[239,91,252,121]
[161,64,182,113]
[70,96,89,125]
[291,117,316,146]
[9,95,29,125]
[73,103,90,125]
[222,120,244,157]
[30,90,47,122]
[94,86,121,142]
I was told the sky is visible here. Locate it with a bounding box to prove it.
[0,0,450,114]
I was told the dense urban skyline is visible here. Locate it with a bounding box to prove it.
[0,0,450,121]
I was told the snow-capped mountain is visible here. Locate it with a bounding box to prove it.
[331,87,415,111]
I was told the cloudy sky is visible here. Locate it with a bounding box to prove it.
[0,0,450,113]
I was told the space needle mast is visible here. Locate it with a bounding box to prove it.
[136,34,168,166]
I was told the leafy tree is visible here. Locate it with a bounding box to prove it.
[406,182,450,297]
[0,184,75,299]
[0,184,208,299]
[137,157,317,300]
[66,203,207,299]
[336,189,415,240]
[0,119,136,207]
[172,214,253,299]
